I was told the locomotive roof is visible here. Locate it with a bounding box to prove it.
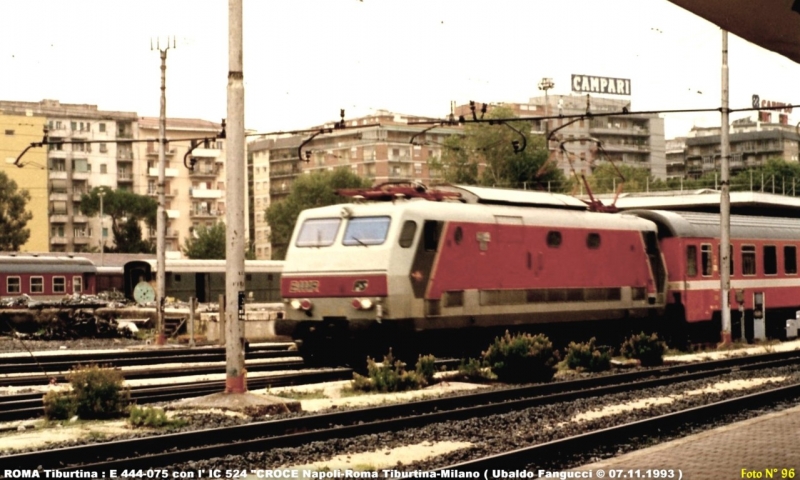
[438,185,590,210]
[625,210,800,240]
[0,255,96,274]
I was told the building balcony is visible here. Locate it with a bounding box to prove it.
[50,193,68,202]
[191,148,221,158]
[71,129,90,139]
[72,171,90,181]
[117,152,135,161]
[146,148,177,156]
[148,167,178,177]
[190,210,221,219]
[166,209,180,219]
[48,170,68,180]
[50,214,69,224]
[190,168,218,177]
[599,143,650,153]
[118,172,133,182]
[147,189,177,198]
[117,132,133,139]
[589,125,650,136]
[50,236,68,245]
[48,149,68,159]
[190,188,222,199]
[270,170,298,179]
[165,229,179,239]
[72,236,91,245]
[73,215,89,224]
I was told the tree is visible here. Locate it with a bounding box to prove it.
[0,172,33,250]
[578,163,662,195]
[80,188,157,254]
[266,168,372,260]
[430,105,567,191]
[182,222,226,259]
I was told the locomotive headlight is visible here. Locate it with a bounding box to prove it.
[351,298,374,310]
[290,299,302,310]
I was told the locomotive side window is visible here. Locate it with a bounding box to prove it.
[423,220,441,251]
[586,233,601,249]
[343,216,390,246]
[30,277,44,294]
[785,245,798,274]
[7,277,20,294]
[742,245,756,276]
[700,244,712,276]
[399,220,417,248]
[546,231,562,248]
[53,276,66,293]
[73,276,83,294]
[296,218,341,247]
[763,245,777,275]
[686,245,697,276]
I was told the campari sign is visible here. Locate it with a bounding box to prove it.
[571,74,631,96]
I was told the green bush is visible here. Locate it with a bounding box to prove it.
[68,364,130,420]
[482,331,558,383]
[128,406,187,429]
[43,390,77,420]
[564,337,612,372]
[621,332,667,367]
[457,358,497,381]
[350,351,434,393]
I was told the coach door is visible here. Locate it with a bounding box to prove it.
[753,291,766,340]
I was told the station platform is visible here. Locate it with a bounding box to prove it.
[574,403,800,479]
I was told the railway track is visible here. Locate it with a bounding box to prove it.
[3,349,799,472]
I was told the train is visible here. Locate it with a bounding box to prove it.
[275,183,800,362]
[0,254,283,304]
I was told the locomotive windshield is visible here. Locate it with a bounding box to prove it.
[296,218,341,247]
[343,216,391,246]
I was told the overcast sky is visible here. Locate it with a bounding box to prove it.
[2,0,799,139]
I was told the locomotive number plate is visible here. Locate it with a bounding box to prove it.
[289,280,320,293]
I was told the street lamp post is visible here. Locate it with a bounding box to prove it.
[98,190,105,267]
[538,77,555,146]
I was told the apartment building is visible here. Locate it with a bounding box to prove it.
[0,100,138,253]
[247,111,462,259]
[136,117,226,258]
[684,117,800,178]
[665,137,687,179]
[475,95,667,180]
[0,111,48,252]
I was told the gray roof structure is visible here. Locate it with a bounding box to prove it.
[626,209,800,240]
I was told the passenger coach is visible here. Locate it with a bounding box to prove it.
[0,255,96,299]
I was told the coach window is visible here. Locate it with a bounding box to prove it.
[700,243,713,276]
[296,218,341,247]
[30,276,44,294]
[7,277,21,294]
[742,245,756,276]
[53,276,66,294]
[73,276,83,294]
[785,245,798,275]
[764,245,778,275]
[546,231,562,248]
[686,245,697,276]
[343,216,390,246]
[586,233,601,249]
[398,220,417,248]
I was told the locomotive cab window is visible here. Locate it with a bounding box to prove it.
[53,276,66,293]
[7,276,20,294]
[296,218,341,247]
[398,220,417,248]
[343,216,390,246]
[763,245,777,275]
[423,220,442,251]
[742,245,756,276]
[700,244,712,276]
[686,245,697,276]
[785,245,797,275]
[546,231,562,248]
[30,276,44,294]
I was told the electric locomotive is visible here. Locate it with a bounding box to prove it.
[277,184,668,362]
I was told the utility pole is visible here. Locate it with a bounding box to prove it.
[98,189,105,267]
[538,77,555,146]
[225,0,247,393]
[720,29,732,345]
[152,37,174,346]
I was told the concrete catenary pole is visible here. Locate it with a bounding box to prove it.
[720,29,732,344]
[225,0,247,393]
[99,190,105,267]
[153,38,173,346]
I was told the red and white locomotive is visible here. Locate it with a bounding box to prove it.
[277,184,671,360]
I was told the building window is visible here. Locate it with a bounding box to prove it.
[73,276,82,294]
[70,121,77,131]
[7,277,21,294]
[785,245,797,275]
[30,277,44,294]
[686,245,697,276]
[100,164,107,174]
[4,129,14,135]
[742,245,756,276]
[99,143,108,153]
[53,276,66,293]
[99,123,106,132]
